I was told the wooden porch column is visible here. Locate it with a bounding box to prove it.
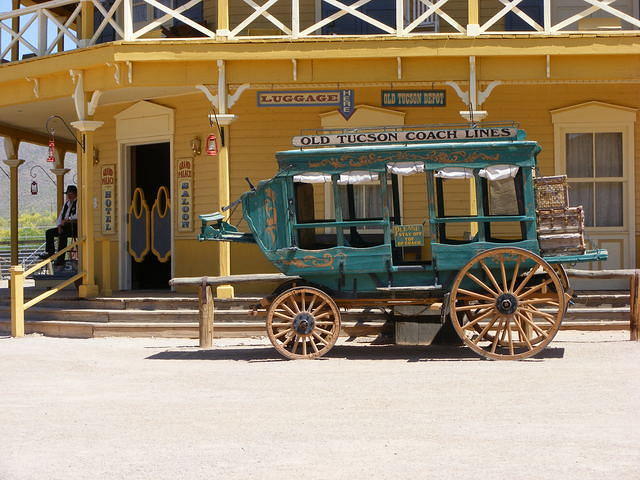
[217,0,230,38]
[11,0,20,62]
[80,0,95,47]
[2,136,23,266]
[71,120,103,298]
[467,0,480,36]
[214,59,237,299]
[216,124,233,299]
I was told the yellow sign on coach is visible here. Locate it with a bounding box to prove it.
[393,224,424,247]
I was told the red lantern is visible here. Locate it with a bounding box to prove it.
[47,139,56,162]
[31,181,38,195]
[206,134,218,156]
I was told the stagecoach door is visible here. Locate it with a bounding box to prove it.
[127,142,171,289]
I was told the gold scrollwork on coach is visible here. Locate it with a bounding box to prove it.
[308,151,500,169]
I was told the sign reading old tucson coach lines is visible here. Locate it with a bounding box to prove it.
[292,127,517,147]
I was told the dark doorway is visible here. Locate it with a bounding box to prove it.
[129,142,171,289]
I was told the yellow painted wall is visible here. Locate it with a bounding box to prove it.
[85,60,638,293]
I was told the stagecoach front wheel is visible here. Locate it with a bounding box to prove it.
[266,287,341,359]
[449,247,566,360]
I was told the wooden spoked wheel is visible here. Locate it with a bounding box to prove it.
[449,247,566,360]
[266,287,341,359]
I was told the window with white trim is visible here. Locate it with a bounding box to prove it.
[566,132,624,227]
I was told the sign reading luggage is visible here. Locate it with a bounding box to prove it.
[393,224,424,247]
[292,127,517,147]
[177,157,193,232]
[258,89,355,120]
[101,165,115,234]
[382,90,446,107]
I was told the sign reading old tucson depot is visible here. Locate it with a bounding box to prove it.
[382,90,446,107]
[292,127,517,147]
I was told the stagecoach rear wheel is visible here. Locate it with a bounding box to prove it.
[266,287,341,359]
[449,247,566,360]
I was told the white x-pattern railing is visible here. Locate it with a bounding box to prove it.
[230,0,463,38]
[1,0,638,63]
[480,0,640,34]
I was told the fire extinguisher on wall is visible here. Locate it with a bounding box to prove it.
[206,134,218,156]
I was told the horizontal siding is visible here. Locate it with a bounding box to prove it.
[89,82,640,280]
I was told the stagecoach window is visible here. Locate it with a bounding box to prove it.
[435,176,477,218]
[387,162,425,176]
[294,182,336,250]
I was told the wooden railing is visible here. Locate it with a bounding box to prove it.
[566,268,640,341]
[9,238,84,337]
[1,0,639,62]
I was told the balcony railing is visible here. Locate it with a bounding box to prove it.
[1,0,639,63]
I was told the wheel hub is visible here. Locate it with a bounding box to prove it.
[293,312,315,335]
[496,293,518,315]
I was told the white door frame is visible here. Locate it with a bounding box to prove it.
[117,136,175,290]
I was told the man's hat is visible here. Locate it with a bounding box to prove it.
[65,185,77,194]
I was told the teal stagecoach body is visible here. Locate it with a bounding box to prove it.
[199,124,607,360]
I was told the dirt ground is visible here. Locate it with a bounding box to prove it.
[0,331,638,480]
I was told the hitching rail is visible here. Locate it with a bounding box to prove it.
[169,273,301,347]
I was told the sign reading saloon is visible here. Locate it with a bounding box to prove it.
[177,158,193,232]
[101,165,115,235]
[258,90,354,120]
[382,90,446,107]
[292,127,518,147]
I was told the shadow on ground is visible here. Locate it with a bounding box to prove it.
[146,344,565,362]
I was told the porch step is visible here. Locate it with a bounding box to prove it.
[0,289,632,339]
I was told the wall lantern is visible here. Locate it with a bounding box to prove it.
[47,138,56,162]
[191,136,202,156]
[31,181,38,195]
[206,134,218,156]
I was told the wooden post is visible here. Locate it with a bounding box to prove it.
[51,146,69,213]
[9,265,25,337]
[11,0,20,62]
[217,0,230,38]
[80,0,95,46]
[630,271,639,341]
[199,282,214,348]
[71,119,103,298]
[467,0,480,35]
[3,141,24,267]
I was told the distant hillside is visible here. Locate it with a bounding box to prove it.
[0,138,77,219]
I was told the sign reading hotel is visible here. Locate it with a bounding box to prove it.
[393,224,424,247]
[101,165,115,235]
[177,157,194,232]
[382,90,446,107]
[292,127,518,147]
[258,90,354,120]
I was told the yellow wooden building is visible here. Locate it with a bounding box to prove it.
[0,0,638,300]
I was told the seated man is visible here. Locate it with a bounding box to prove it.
[41,185,78,266]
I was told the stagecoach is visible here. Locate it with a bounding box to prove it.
[199,123,607,360]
